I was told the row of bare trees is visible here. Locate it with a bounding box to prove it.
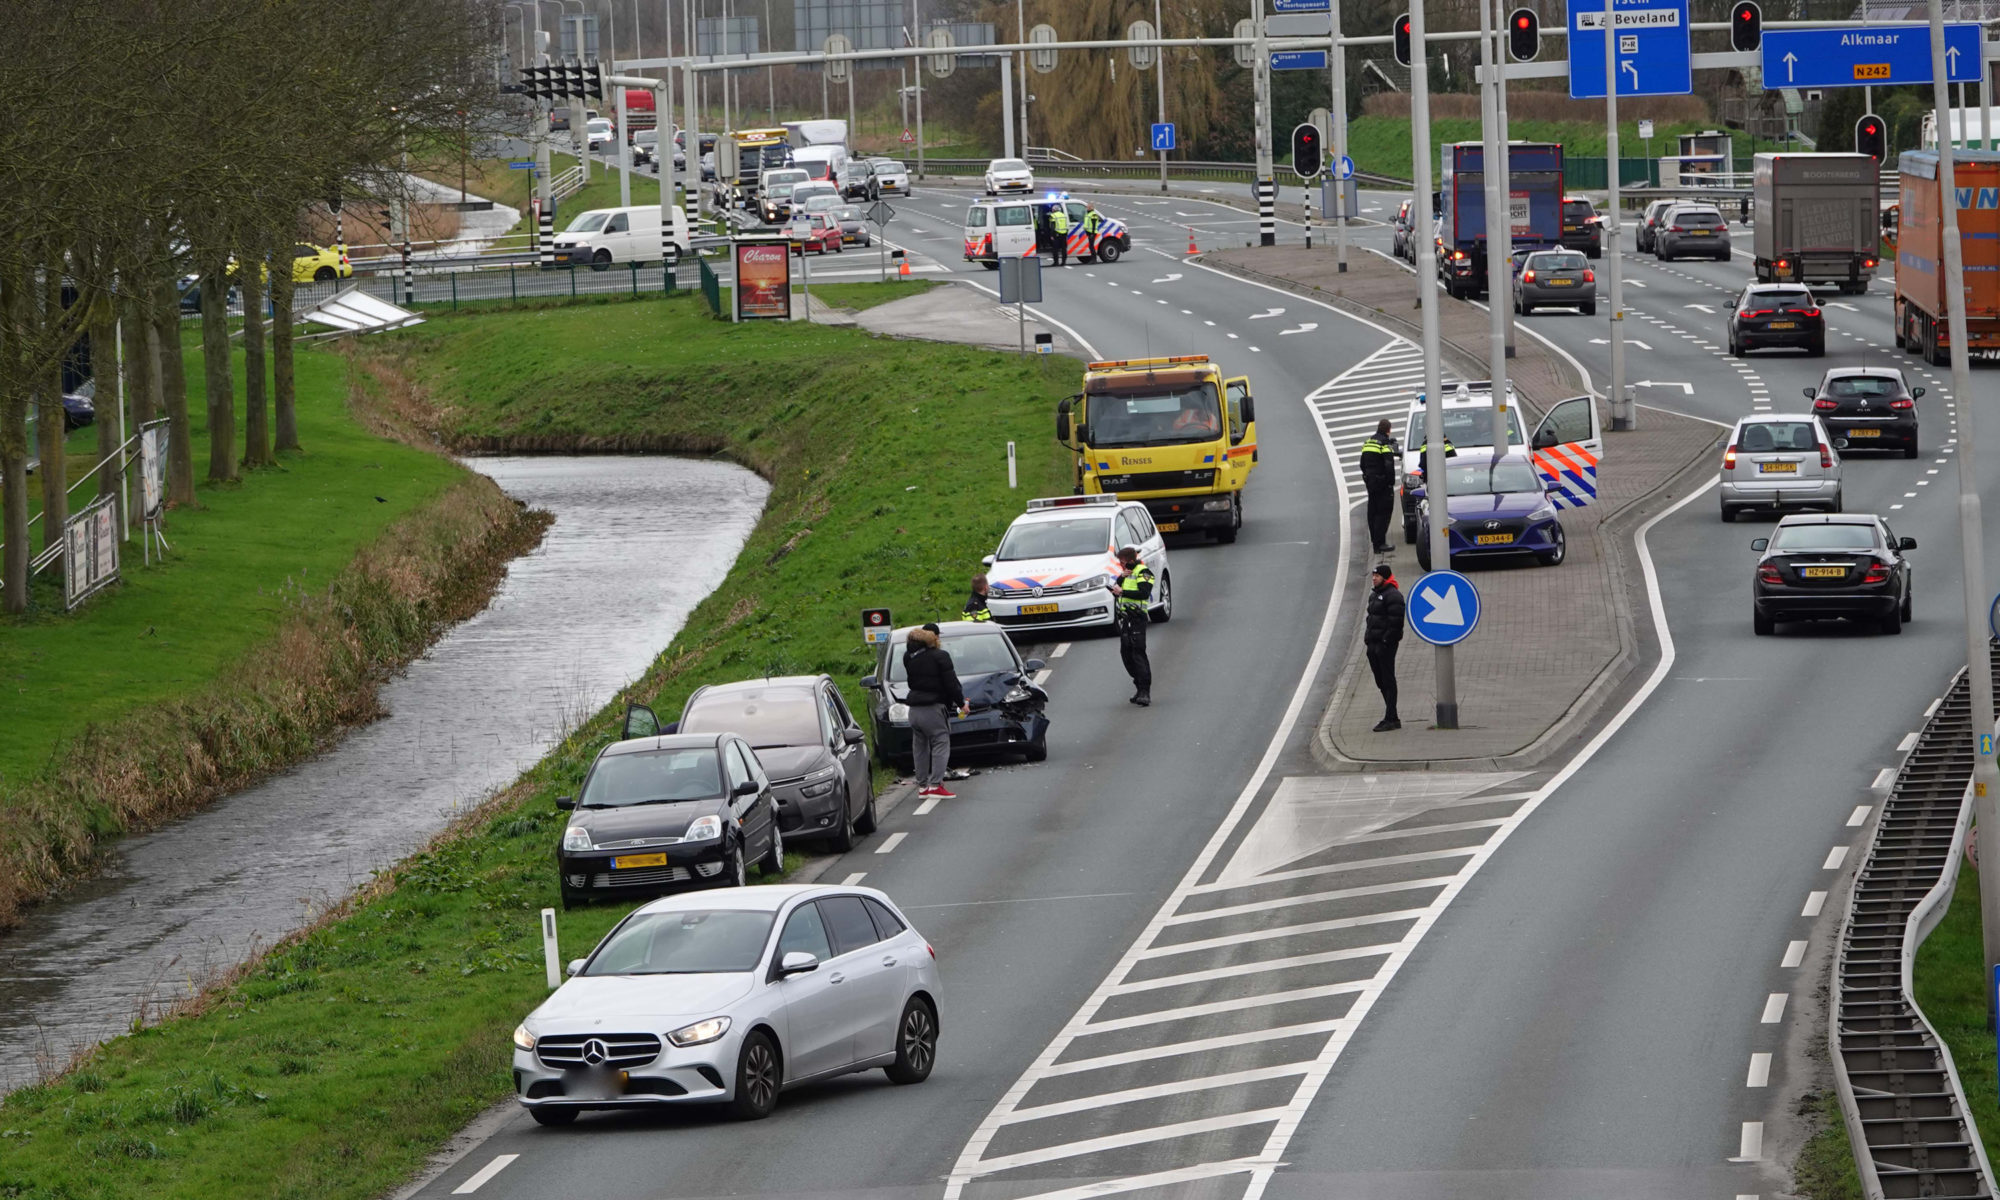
[0,0,505,613]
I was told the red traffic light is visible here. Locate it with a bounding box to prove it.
[1856,112,1887,161]
[1730,1,1762,51]
[1507,8,1540,61]
[1393,13,1413,67]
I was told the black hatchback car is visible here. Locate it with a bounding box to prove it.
[677,676,878,852]
[1751,514,1915,636]
[1806,367,1922,458]
[554,727,784,908]
[859,621,1050,769]
[1729,283,1825,357]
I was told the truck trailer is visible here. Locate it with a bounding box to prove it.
[1751,152,1880,292]
[1890,148,2000,364]
[1436,142,1564,299]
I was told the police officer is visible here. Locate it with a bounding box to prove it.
[1082,203,1103,260]
[1364,563,1405,732]
[1108,545,1154,705]
[1358,418,1399,555]
[963,573,992,622]
[1049,203,1072,267]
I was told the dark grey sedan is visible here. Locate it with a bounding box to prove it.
[677,676,878,852]
[1513,249,1596,315]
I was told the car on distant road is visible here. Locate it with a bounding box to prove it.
[829,204,870,246]
[1750,513,1915,635]
[1391,199,1416,260]
[983,157,1035,196]
[1635,198,1677,254]
[860,621,1050,767]
[700,151,716,181]
[1559,195,1602,257]
[511,884,941,1124]
[1806,366,1921,457]
[1719,414,1842,522]
[584,117,614,152]
[631,129,658,166]
[867,157,910,195]
[61,380,95,432]
[549,205,691,269]
[554,730,784,909]
[982,494,1171,633]
[789,181,839,212]
[757,168,811,223]
[1414,451,1567,571]
[291,242,352,283]
[787,212,843,255]
[1512,249,1595,315]
[1654,203,1731,261]
[1728,282,1825,357]
[837,159,879,202]
[676,677,877,851]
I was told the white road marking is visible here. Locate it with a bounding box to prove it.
[1781,940,1807,968]
[1152,273,1183,283]
[877,832,908,854]
[1898,731,1919,751]
[1733,1122,1765,1161]
[453,1155,519,1195]
[1247,307,1285,319]
[1848,804,1872,826]
[1803,891,1827,917]
[842,871,869,884]
[1133,909,1424,959]
[1822,846,1848,870]
[1227,332,1239,338]
[1031,669,1052,686]
[1051,641,1071,658]
[1747,1053,1772,1087]
[1760,993,1788,1023]
[1277,323,1319,335]
[994,1063,1314,1125]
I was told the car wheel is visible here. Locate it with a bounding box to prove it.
[1902,584,1914,623]
[1513,294,1523,315]
[719,840,747,888]
[314,266,336,282]
[1023,727,1048,763]
[1581,302,1596,316]
[1905,443,1920,460]
[884,997,939,1085]
[1150,572,1173,624]
[1831,490,1843,513]
[1416,545,1432,573]
[591,249,613,272]
[824,786,857,852]
[1881,605,1903,635]
[529,1106,578,1127]
[1097,240,1122,263]
[1537,526,1567,566]
[757,816,784,877]
[853,781,879,835]
[1402,515,1418,545]
[1753,609,1774,636]
[1720,505,1736,523]
[560,887,585,910]
[728,1032,781,1120]
[1809,338,1826,357]
[980,261,999,271]
[1729,334,1743,357]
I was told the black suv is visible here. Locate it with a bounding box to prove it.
[1559,196,1602,258]
[1729,283,1825,357]
[1806,367,1921,457]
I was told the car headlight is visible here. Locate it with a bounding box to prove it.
[800,767,838,798]
[1202,498,1232,511]
[562,825,593,852]
[1528,503,1557,522]
[1081,574,1111,591]
[513,1024,536,1051]
[684,814,722,842]
[1005,686,1033,703]
[887,703,910,725]
[667,1016,731,1047]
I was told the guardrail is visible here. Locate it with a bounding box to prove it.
[1832,649,1997,1199]
[919,156,1408,190]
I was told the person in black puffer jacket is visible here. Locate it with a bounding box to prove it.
[1363,563,1405,732]
[902,624,966,798]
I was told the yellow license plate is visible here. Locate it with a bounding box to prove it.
[1691,230,1712,236]
[1760,462,1798,473]
[1850,428,1881,437]
[1548,277,1574,285]
[1018,603,1060,615]
[1157,522,1180,532]
[614,853,669,869]
[1475,533,1514,545]
[1769,321,1796,329]
[1802,566,1846,578]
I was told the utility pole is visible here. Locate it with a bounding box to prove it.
[1017,0,1029,156]
[534,4,553,255]
[1331,0,1349,272]
[1155,0,1168,192]
[1408,0,1456,728]
[1000,56,1015,157]
[1254,0,1274,245]
[1924,0,2000,1015]
[913,0,926,180]
[1492,0,1515,358]
[1604,0,1632,431]
[1479,0,1509,454]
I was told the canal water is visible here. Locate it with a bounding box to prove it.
[0,455,767,1090]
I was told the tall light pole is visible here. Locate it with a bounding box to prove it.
[1330,0,1349,272]
[913,0,926,179]
[1603,0,1630,430]
[1408,0,1456,728]
[1478,0,1509,454]
[1017,0,1029,156]
[1154,0,1167,192]
[1492,0,1514,357]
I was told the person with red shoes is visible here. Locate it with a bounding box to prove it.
[903,623,967,798]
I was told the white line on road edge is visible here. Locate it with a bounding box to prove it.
[1747,1053,1772,1087]
[1848,805,1872,827]
[1803,891,1827,918]
[949,279,1102,360]
[452,1155,518,1195]
[1781,940,1807,968]
[1822,846,1848,870]
[842,872,868,885]
[1898,731,1920,752]
[1760,994,1788,1023]
[1871,768,1895,791]
[1733,1121,1765,1162]
[875,832,907,854]
[1051,641,1071,658]
[913,793,943,816]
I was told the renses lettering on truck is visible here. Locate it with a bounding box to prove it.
[1054,356,1258,544]
[1889,148,2000,365]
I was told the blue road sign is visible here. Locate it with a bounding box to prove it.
[1335,154,1356,181]
[1151,122,1176,152]
[508,160,536,169]
[1761,23,1980,90]
[1566,0,1692,99]
[1272,0,1331,9]
[1271,50,1329,71]
[1407,569,1481,646]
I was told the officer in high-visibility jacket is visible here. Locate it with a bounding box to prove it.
[1049,205,1072,267]
[1082,203,1104,260]
[1108,545,1154,706]
[1358,419,1399,555]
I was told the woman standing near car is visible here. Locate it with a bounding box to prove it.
[903,624,965,799]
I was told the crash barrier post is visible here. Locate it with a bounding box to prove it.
[541,908,561,990]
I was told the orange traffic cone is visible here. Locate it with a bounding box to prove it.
[1187,229,1198,255]
[898,257,911,277]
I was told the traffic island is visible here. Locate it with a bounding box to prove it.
[1202,246,1723,770]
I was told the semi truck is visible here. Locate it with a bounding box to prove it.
[1888,148,2000,364]
[1751,152,1880,292]
[1436,141,1564,299]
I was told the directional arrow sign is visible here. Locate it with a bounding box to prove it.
[1248,307,1286,319]
[1684,303,1715,313]
[1407,570,1480,646]
[1278,323,1319,335]
[1761,23,1979,90]
[1567,0,1692,99]
[1151,273,1183,283]
[1828,301,1860,311]
[1634,379,1694,394]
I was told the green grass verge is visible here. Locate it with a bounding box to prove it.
[1793,1087,1865,1199]
[1346,114,1718,181]
[1913,861,2000,1164]
[0,287,1076,1200]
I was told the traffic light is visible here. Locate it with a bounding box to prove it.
[1730,1,1762,52]
[1292,123,1324,178]
[1507,8,1540,62]
[1393,13,1412,68]
[1856,113,1887,162]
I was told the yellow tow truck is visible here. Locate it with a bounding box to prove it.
[1055,355,1257,542]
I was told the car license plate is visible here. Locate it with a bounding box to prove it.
[1019,603,1060,615]
[1548,277,1573,285]
[1850,428,1881,438]
[1769,321,1796,330]
[1760,462,1798,474]
[1157,521,1179,532]
[1691,229,1713,236]
[613,853,669,869]
[1802,566,1846,579]
[1475,533,1514,545]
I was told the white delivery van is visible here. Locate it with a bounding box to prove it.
[550,205,692,269]
[789,144,848,183]
[962,199,1038,269]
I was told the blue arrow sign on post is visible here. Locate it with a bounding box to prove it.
[1407,570,1481,646]
[1566,0,1692,99]
[1335,155,1355,181]
[1761,23,1981,89]
[1151,122,1176,152]
[1271,50,1329,70]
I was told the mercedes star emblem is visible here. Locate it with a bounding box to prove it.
[582,1038,609,1066]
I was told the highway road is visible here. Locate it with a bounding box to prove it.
[409,180,1990,1200]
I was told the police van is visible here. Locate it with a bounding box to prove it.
[963,194,1130,269]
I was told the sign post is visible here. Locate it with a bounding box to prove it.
[862,608,893,646]
[998,255,1043,355]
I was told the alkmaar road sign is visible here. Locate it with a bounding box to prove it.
[1760,23,1980,89]
[1407,569,1481,646]
[1566,0,1692,99]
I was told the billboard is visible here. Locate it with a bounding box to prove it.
[64,493,119,610]
[735,240,793,320]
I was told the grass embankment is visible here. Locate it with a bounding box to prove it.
[0,284,1075,1200]
[0,346,544,925]
[442,154,665,239]
[1346,114,1716,181]
[1912,862,2000,1164]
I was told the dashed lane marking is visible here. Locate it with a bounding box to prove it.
[452,1155,519,1195]
[1803,891,1827,917]
[842,871,869,884]
[876,832,908,854]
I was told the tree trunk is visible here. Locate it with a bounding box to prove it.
[38,268,66,555]
[90,304,119,504]
[2,275,30,615]
[239,244,270,468]
[271,256,298,452]
[154,275,194,506]
[122,292,154,523]
[199,257,235,483]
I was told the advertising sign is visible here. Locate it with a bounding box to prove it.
[63,493,119,610]
[734,240,792,320]
[140,424,167,519]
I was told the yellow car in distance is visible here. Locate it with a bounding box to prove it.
[290,243,352,282]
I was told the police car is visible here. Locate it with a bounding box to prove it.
[962,193,1130,268]
[1398,383,1604,544]
[982,495,1171,632]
